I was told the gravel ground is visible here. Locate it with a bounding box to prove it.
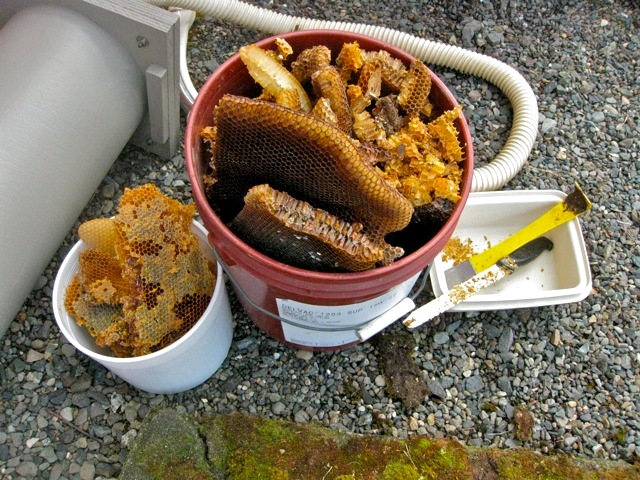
[1,0,638,478]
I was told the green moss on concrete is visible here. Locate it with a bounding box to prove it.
[206,412,405,479]
[484,447,639,480]
[380,462,420,479]
[120,409,215,480]
[123,409,640,480]
[408,437,472,480]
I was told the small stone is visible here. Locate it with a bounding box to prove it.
[541,118,557,133]
[121,429,137,448]
[497,377,513,394]
[34,275,48,290]
[102,183,116,199]
[498,327,514,353]
[426,378,447,399]
[551,329,562,346]
[268,392,281,403]
[204,59,220,71]
[295,349,314,361]
[61,343,76,357]
[26,437,39,448]
[89,402,106,419]
[465,375,484,393]
[40,446,58,464]
[60,406,74,422]
[462,19,482,45]
[235,337,256,351]
[49,462,64,480]
[69,373,93,393]
[374,375,386,387]
[272,401,286,415]
[409,416,420,431]
[433,332,450,345]
[487,31,503,46]
[110,392,125,413]
[294,409,309,423]
[79,461,96,480]
[484,323,502,340]
[26,349,45,363]
[16,461,38,477]
[565,436,579,446]
[441,377,454,389]
[504,438,518,448]
[446,320,462,333]
[357,413,373,427]
[468,90,482,102]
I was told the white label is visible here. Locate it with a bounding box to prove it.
[277,272,420,348]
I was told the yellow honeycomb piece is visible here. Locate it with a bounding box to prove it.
[274,38,293,60]
[230,184,403,272]
[78,218,118,258]
[275,88,302,111]
[335,41,365,81]
[346,84,371,116]
[311,97,339,126]
[64,185,216,357]
[398,59,432,120]
[357,61,382,100]
[311,66,353,135]
[427,105,464,163]
[290,45,332,83]
[362,50,407,92]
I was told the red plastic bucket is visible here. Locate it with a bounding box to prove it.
[186,30,473,351]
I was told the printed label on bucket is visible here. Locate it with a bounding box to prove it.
[276,272,420,348]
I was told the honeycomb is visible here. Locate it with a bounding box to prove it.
[311,66,353,135]
[362,49,407,92]
[357,61,382,101]
[377,107,465,206]
[202,39,465,271]
[398,59,433,120]
[206,95,414,241]
[335,41,365,81]
[230,184,403,272]
[239,43,311,113]
[64,184,216,357]
[291,45,331,83]
[311,97,339,126]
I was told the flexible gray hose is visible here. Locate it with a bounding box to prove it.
[148,0,538,192]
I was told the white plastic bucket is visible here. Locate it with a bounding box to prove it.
[52,221,234,394]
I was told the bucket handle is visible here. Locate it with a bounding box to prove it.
[211,246,431,336]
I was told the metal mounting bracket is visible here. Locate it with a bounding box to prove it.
[1,0,180,159]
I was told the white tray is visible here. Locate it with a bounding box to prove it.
[429,190,592,311]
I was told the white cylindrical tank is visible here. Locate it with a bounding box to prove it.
[0,4,146,336]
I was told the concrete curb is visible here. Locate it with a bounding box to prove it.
[120,408,640,479]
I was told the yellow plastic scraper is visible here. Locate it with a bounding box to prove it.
[403,183,592,330]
